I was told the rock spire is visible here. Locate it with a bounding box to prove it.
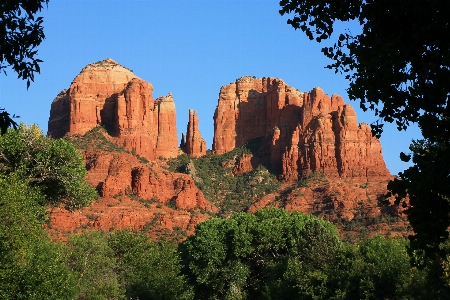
[182,109,206,157]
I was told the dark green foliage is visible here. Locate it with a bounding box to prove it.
[64,229,193,300]
[388,139,450,259]
[167,153,190,173]
[0,0,49,134]
[109,229,193,300]
[0,124,97,209]
[279,0,450,139]
[180,208,341,299]
[0,175,77,299]
[167,138,279,216]
[284,236,430,300]
[65,231,124,300]
[1,0,48,88]
[179,208,444,299]
[0,109,18,135]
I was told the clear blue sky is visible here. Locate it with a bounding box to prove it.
[0,0,420,175]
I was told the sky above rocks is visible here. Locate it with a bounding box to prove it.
[0,0,421,175]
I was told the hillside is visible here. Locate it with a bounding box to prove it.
[46,59,409,241]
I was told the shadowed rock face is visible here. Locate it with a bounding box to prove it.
[212,76,390,179]
[48,58,178,160]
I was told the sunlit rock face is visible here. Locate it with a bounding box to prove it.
[181,109,206,158]
[212,76,390,179]
[48,58,178,160]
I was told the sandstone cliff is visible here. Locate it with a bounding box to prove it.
[181,109,206,157]
[83,149,216,212]
[213,76,390,179]
[48,58,179,160]
[47,147,217,241]
[46,68,402,241]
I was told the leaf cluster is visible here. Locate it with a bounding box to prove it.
[0,175,77,299]
[180,208,341,299]
[387,139,450,260]
[0,124,97,209]
[1,0,48,88]
[65,229,193,300]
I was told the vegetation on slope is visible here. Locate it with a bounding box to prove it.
[65,126,150,164]
[167,137,279,217]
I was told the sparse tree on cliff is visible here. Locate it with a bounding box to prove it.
[279,0,450,259]
[0,0,48,133]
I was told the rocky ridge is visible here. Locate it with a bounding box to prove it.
[46,60,404,240]
[213,76,390,180]
[47,128,216,241]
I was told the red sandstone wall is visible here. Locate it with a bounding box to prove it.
[212,77,390,179]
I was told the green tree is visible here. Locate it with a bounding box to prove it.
[65,231,125,300]
[279,0,450,259]
[0,175,76,299]
[0,124,97,209]
[334,236,431,299]
[109,229,193,300]
[180,208,341,299]
[351,236,423,299]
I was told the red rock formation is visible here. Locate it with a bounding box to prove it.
[247,175,408,235]
[47,89,70,138]
[47,148,217,241]
[83,149,217,213]
[47,196,211,241]
[183,109,207,157]
[132,165,215,212]
[212,77,390,179]
[232,153,256,175]
[48,58,178,160]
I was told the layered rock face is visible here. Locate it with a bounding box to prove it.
[213,76,390,179]
[181,109,206,157]
[83,150,216,212]
[48,58,178,159]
